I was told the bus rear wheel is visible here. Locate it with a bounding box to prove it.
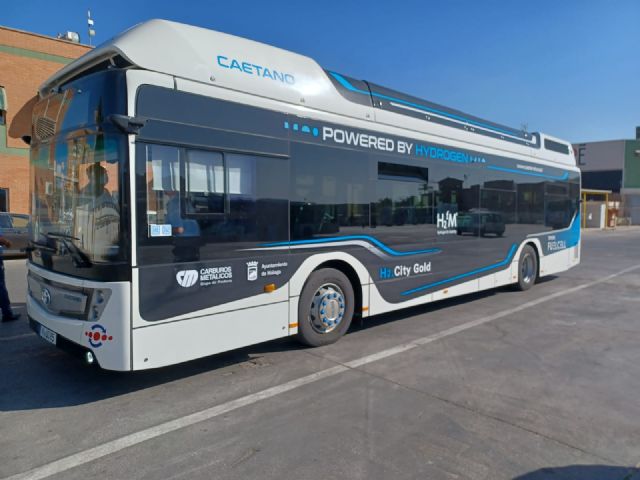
[515,245,538,291]
[297,268,355,347]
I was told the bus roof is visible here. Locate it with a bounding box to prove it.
[39,19,575,166]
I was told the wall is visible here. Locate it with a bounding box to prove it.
[573,140,625,172]
[0,26,90,213]
[623,140,640,189]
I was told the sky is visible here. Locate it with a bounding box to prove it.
[3,0,638,143]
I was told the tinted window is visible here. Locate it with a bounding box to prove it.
[544,139,570,154]
[31,70,126,141]
[481,189,516,224]
[546,194,574,229]
[378,162,428,182]
[137,143,288,264]
[517,181,545,226]
[475,187,513,238]
[290,144,371,240]
[185,150,225,215]
[144,144,181,232]
[430,164,480,237]
[546,182,568,196]
[374,162,432,228]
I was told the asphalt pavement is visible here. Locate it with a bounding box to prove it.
[1,228,640,480]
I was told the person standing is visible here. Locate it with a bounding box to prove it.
[0,235,20,322]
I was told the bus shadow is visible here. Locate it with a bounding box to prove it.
[513,464,639,480]
[349,275,558,333]
[0,334,308,412]
[0,277,558,412]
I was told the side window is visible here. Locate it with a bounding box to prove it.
[227,153,257,217]
[545,181,574,229]
[480,188,516,236]
[430,165,480,238]
[374,162,432,228]
[184,150,224,215]
[144,144,181,234]
[517,181,545,227]
[139,143,288,264]
[290,144,371,240]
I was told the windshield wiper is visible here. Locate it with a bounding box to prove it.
[26,240,57,254]
[45,232,93,267]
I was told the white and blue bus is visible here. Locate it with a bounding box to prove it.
[26,20,580,370]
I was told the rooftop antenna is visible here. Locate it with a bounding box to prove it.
[87,10,96,46]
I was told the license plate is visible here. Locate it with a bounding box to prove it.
[39,324,57,345]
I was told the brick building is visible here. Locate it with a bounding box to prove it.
[0,26,90,214]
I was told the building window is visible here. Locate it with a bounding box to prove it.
[0,86,7,126]
[0,188,8,212]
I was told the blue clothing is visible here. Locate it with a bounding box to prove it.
[0,250,12,317]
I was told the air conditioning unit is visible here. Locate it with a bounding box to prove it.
[57,31,80,43]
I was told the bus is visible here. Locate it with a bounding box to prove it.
[26,20,580,370]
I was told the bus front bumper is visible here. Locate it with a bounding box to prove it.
[28,316,98,366]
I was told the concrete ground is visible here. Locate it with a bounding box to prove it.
[1,228,639,480]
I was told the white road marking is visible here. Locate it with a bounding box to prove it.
[5,263,640,480]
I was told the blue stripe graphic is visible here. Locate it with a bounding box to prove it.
[261,235,441,257]
[401,243,518,296]
[487,165,569,181]
[528,212,580,249]
[329,72,525,139]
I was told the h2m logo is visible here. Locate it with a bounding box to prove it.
[437,211,458,235]
[176,270,199,288]
[437,211,458,229]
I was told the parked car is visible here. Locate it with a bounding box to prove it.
[0,213,31,258]
[457,211,505,237]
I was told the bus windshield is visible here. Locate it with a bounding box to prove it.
[29,70,128,273]
[31,134,125,263]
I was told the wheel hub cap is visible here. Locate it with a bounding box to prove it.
[309,284,345,334]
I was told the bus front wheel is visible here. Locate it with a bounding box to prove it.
[297,268,355,347]
[515,245,538,291]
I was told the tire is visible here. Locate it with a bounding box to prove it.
[297,268,355,347]
[515,245,538,291]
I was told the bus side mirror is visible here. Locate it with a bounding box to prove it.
[108,114,147,134]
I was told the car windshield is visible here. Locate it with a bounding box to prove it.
[31,133,125,263]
